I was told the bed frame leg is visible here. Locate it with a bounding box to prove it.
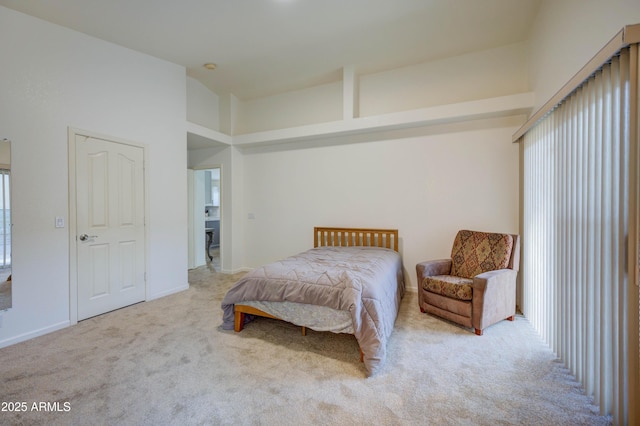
[301,326,306,336]
[234,311,245,332]
[359,348,364,363]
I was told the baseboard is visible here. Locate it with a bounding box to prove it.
[220,267,252,274]
[0,320,70,349]
[147,284,189,301]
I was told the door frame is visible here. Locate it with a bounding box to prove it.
[67,127,149,325]
[189,165,223,270]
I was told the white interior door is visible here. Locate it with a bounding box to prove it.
[75,135,145,320]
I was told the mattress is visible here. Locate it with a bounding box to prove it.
[239,300,354,333]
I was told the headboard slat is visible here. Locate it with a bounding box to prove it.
[314,227,399,252]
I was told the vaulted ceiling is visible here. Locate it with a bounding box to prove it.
[0,0,541,100]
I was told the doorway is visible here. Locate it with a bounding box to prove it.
[203,168,221,270]
[188,168,221,271]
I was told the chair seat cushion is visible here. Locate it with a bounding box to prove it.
[422,275,473,301]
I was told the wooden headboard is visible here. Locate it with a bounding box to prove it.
[314,227,399,252]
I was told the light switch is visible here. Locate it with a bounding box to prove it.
[55,216,64,228]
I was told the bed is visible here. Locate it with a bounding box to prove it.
[221,227,405,376]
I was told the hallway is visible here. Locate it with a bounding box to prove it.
[207,246,220,271]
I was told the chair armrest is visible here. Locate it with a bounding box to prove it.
[416,259,452,279]
[472,269,518,332]
[472,269,517,291]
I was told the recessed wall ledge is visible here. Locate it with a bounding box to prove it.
[234,92,535,147]
[186,121,232,146]
[187,92,535,148]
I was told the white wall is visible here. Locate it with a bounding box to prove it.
[529,0,640,111]
[360,43,529,116]
[0,142,9,166]
[0,6,188,346]
[187,169,206,269]
[241,116,522,291]
[231,42,528,134]
[187,77,220,131]
[236,81,343,134]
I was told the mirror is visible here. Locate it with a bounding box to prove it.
[0,138,10,311]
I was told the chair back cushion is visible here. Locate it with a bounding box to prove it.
[450,230,514,279]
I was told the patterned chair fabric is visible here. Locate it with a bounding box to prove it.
[423,275,473,301]
[450,230,514,279]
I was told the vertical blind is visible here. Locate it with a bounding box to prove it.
[521,46,638,425]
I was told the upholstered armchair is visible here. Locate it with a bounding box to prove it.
[416,230,520,335]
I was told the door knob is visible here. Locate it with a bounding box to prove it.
[79,234,98,241]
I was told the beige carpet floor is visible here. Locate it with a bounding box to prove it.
[0,264,610,425]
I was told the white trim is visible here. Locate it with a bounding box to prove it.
[222,267,251,274]
[146,284,189,301]
[342,65,359,120]
[67,128,78,325]
[190,165,224,271]
[0,320,70,349]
